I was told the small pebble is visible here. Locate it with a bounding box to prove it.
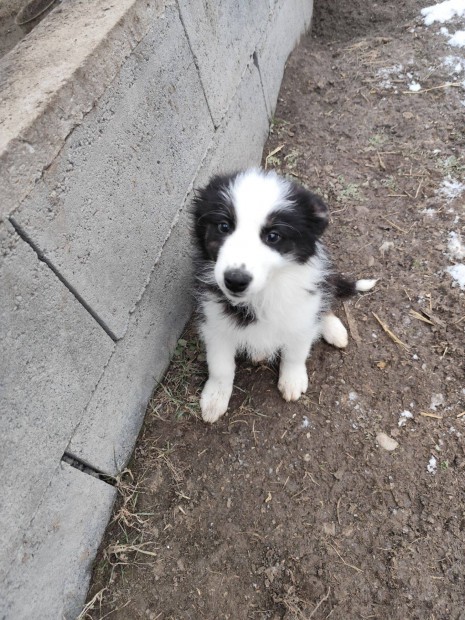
[376,432,399,451]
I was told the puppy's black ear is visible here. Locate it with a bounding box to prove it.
[291,185,329,238]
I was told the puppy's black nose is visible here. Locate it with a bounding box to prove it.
[224,269,252,294]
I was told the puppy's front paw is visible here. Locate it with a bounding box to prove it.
[278,365,308,402]
[200,379,232,423]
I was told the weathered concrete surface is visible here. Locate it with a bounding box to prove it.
[301,0,314,29]
[0,0,165,221]
[0,223,114,584]
[1,462,116,620]
[12,4,213,340]
[198,63,270,184]
[258,0,307,117]
[177,0,269,127]
[67,206,194,476]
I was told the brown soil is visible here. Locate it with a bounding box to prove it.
[86,1,465,618]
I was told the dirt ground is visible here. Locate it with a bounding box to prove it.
[85,1,465,618]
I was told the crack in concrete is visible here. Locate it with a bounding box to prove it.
[9,217,118,342]
[62,453,116,486]
[177,3,217,129]
[253,49,272,120]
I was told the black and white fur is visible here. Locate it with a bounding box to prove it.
[192,169,375,423]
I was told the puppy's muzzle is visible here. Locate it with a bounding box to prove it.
[223,269,252,294]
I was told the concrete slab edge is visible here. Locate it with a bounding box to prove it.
[0,0,167,221]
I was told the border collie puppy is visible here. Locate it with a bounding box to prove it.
[192,169,375,423]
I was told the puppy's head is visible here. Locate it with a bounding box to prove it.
[192,169,328,303]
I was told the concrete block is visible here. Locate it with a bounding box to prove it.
[0,0,160,221]
[0,223,114,583]
[1,462,116,620]
[257,0,307,118]
[68,209,193,476]
[301,0,314,29]
[13,4,214,340]
[197,63,270,185]
[177,0,270,127]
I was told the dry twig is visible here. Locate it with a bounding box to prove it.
[380,215,408,233]
[327,542,363,573]
[409,309,434,326]
[343,301,361,344]
[309,587,331,619]
[420,412,443,420]
[372,312,410,350]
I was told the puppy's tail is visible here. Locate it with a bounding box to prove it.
[330,274,377,299]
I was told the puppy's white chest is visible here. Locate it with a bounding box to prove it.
[237,289,322,357]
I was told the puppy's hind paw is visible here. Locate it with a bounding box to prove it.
[278,365,308,402]
[322,313,348,349]
[200,379,232,424]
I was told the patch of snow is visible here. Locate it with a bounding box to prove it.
[427,456,438,474]
[430,393,445,410]
[447,264,465,288]
[421,208,437,217]
[409,81,422,91]
[377,64,404,88]
[422,1,465,26]
[448,30,465,46]
[301,416,310,429]
[398,410,414,427]
[443,55,465,72]
[448,231,465,259]
[439,177,465,200]
[349,391,358,402]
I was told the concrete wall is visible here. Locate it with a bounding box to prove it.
[0,0,313,617]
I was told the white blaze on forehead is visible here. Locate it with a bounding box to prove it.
[214,170,292,296]
[227,169,291,228]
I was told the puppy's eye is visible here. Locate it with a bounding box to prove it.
[218,222,231,234]
[266,231,281,244]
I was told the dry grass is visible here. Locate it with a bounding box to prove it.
[76,588,107,620]
[148,332,204,423]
